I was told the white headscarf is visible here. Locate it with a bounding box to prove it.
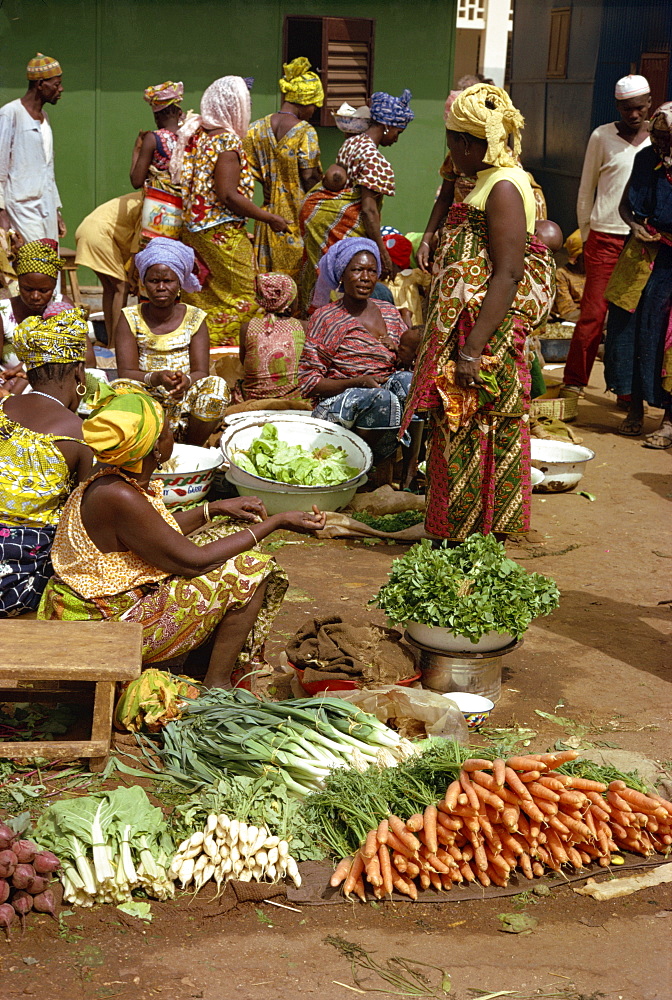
[170,75,251,183]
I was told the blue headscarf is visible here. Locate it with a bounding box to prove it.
[312,238,381,308]
[370,89,414,128]
[135,237,202,293]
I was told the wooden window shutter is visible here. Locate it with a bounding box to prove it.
[640,52,670,113]
[283,16,375,127]
[547,7,571,79]
[321,17,375,126]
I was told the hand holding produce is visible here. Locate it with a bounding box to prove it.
[0,819,61,939]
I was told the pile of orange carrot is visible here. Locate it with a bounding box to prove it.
[330,751,672,901]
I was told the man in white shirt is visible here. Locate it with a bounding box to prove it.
[563,74,651,395]
[0,53,66,244]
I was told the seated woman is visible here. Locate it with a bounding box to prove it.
[0,310,93,617]
[38,381,325,688]
[1,239,96,393]
[298,238,412,482]
[234,273,307,402]
[115,237,229,446]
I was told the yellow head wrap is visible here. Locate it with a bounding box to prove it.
[27,53,62,81]
[444,83,524,168]
[13,308,88,370]
[14,239,62,279]
[564,229,583,260]
[82,380,165,474]
[279,57,324,108]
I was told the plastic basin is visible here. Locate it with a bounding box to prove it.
[292,664,421,696]
[405,622,515,653]
[154,443,222,507]
[220,413,373,493]
[530,438,595,492]
[441,691,494,730]
[225,469,367,515]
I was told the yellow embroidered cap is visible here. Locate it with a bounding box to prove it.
[27,53,62,81]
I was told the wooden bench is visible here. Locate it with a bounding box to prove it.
[58,247,83,306]
[0,621,142,771]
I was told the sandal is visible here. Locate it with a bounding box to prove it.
[643,429,672,450]
[617,417,644,437]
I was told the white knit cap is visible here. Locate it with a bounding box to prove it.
[614,74,650,100]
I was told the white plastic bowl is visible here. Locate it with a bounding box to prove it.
[405,621,515,652]
[220,414,373,493]
[441,691,494,729]
[225,468,366,515]
[531,467,545,489]
[154,443,222,507]
[530,439,595,492]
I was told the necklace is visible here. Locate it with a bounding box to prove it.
[30,390,67,408]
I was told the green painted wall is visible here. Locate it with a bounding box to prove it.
[0,0,455,251]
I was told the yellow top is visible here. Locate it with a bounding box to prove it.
[384,269,431,326]
[122,303,207,374]
[0,402,78,528]
[50,469,181,598]
[464,166,536,234]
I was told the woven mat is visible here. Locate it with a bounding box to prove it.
[287,854,669,906]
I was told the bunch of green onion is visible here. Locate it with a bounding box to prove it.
[140,690,417,797]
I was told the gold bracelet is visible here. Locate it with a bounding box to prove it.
[202,502,210,523]
[245,526,258,546]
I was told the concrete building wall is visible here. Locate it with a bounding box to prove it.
[509,0,672,238]
[0,0,457,245]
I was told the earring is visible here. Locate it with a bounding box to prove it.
[75,382,87,397]
[153,449,163,470]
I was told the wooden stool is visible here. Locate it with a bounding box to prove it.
[58,246,82,306]
[0,621,142,771]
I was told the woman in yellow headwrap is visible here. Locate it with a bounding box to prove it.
[244,58,323,279]
[1,239,96,392]
[39,381,326,687]
[0,309,92,616]
[403,84,555,542]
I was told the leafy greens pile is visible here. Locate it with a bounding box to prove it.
[35,786,175,906]
[233,423,359,487]
[372,533,560,642]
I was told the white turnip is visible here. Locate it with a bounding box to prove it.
[0,850,17,879]
[32,851,60,875]
[0,902,15,940]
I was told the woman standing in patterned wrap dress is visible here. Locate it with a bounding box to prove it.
[245,58,323,279]
[171,76,290,345]
[402,85,554,541]
[299,89,414,312]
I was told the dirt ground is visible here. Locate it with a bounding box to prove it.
[2,364,671,1000]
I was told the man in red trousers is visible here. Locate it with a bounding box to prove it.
[563,74,651,400]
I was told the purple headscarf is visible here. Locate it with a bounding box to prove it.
[135,237,202,293]
[312,238,381,308]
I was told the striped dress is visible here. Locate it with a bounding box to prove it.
[299,134,396,313]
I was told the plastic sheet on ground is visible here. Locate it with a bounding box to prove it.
[288,854,669,906]
[327,684,470,742]
[316,511,430,541]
